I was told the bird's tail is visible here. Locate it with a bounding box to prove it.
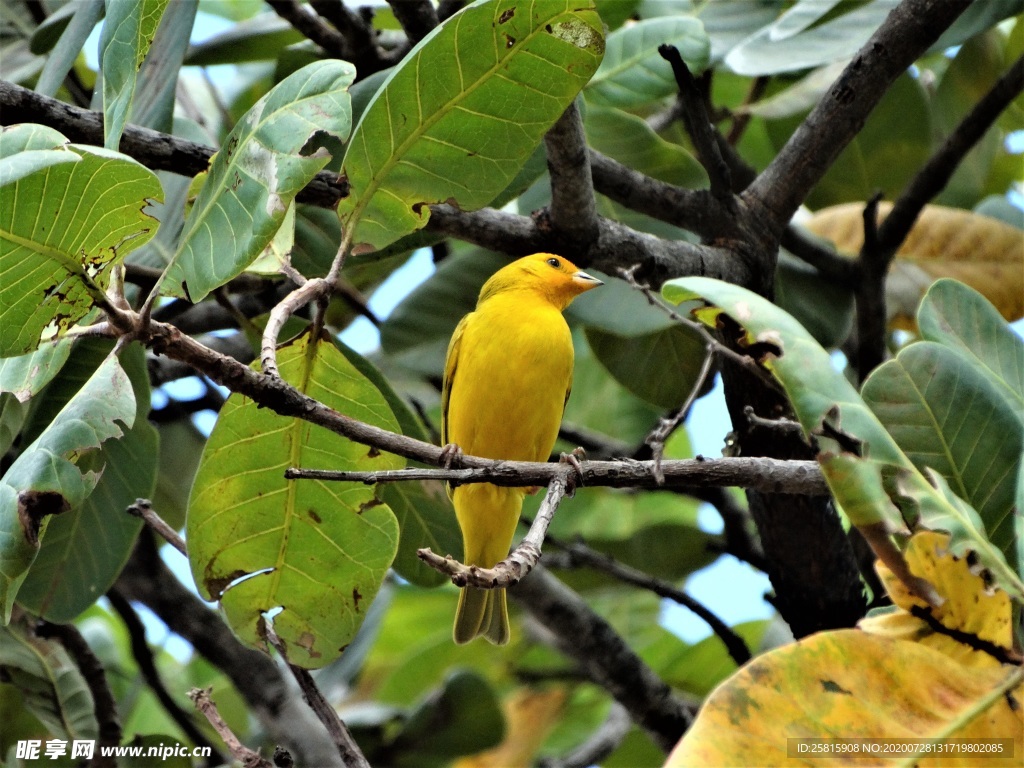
[452,484,521,645]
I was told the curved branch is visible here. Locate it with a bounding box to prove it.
[744,0,972,233]
[268,0,348,57]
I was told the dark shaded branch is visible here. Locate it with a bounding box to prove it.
[745,0,972,234]
[115,534,345,767]
[147,331,255,386]
[855,193,889,379]
[35,621,121,767]
[542,531,752,665]
[544,100,598,244]
[285,456,829,495]
[658,45,733,204]
[0,80,348,209]
[878,51,1024,250]
[386,0,439,44]
[106,589,223,765]
[512,567,691,752]
[267,0,347,57]
[264,626,370,768]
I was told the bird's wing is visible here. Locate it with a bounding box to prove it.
[441,312,472,447]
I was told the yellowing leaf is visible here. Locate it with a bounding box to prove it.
[665,629,1022,767]
[804,203,1024,325]
[453,687,567,768]
[859,531,1013,669]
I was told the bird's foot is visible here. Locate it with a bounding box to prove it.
[439,443,463,469]
[558,447,587,495]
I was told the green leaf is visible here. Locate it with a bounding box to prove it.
[0,352,134,621]
[0,338,76,403]
[863,342,1022,576]
[164,60,355,302]
[100,0,171,149]
[583,106,707,187]
[0,394,27,457]
[658,620,771,697]
[34,0,103,97]
[0,125,162,357]
[186,330,401,668]
[585,324,706,409]
[338,0,605,252]
[183,13,304,65]
[584,17,710,108]
[0,617,98,740]
[917,278,1024,422]
[566,271,676,336]
[774,251,853,348]
[16,342,156,622]
[638,0,779,64]
[662,277,1024,600]
[151,420,205,531]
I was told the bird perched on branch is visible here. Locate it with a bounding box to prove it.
[442,253,602,644]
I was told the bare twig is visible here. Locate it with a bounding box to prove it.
[544,100,598,245]
[190,688,274,768]
[36,621,121,767]
[126,499,187,557]
[743,405,806,441]
[658,45,733,205]
[542,533,752,665]
[417,469,573,587]
[106,589,223,766]
[285,456,829,495]
[263,625,371,768]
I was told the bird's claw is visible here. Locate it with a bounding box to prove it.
[558,447,586,495]
[439,443,463,469]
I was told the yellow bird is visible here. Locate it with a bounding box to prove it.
[442,253,602,644]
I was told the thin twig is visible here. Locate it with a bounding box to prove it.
[417,469,573,587]
[126,499,187,557]
[36,622,121,767]
[106,589,223,767]
[190,688,274,768]
[658,45,733,204]
[743,405,806,441]
[285,456,828,495]
[263,625,371,768]
[645,343,716,484]
[540,530,752,665]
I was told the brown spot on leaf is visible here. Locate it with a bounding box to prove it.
[18,491,69,546]
[821,679,852,695]
[308,509,322,524]
[357,498,382,515]
[498,8,514,23]
[296,632,321,659]
[352,587,362,611]
[204,568,248,599]
[504,34,516,48]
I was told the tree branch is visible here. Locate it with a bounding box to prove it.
[190,688,273,768]
[744,0,972,234]
[511,567,691,752]
[386,0,439,44]
[126,499,187,555]
[544,100,598,245]
[267,0,347,58]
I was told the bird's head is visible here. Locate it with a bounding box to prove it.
[478,253,603,310]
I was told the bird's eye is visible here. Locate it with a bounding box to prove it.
[546,257,561,268]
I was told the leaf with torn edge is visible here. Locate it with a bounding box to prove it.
[186,329,402,668]
[337,0,604,253]
[164,60,355,302]
[0,353,135,621]
[0,124,161,357]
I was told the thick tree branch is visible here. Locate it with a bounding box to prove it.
[267,0,347,58]
[744,0,972,233]
[386,0,439,44]
[287,456,827,495]
[0,80,348,208]
[544,100,598,244]
[512,567,691,752]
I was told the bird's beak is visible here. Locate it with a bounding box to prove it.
[572,270,603,291]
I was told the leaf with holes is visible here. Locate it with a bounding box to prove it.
[337,0,604,253]
[164,60,354,302]
[186,329,402,668]
[0,124,161,357]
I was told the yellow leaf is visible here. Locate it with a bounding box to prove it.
[859,531,1014,669]
[804,203,1024,325]
[453,687,567,768]
[664,630,1022,767]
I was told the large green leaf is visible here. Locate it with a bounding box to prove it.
[863,342,1022,575]
[338,0,605,252]
[164,61,355,302]
[34,0,103,97]
[0,125,162,357]
[661,277,1024,600]
[0,394,26,457]
[183,13,303,65]
[638,0,780,64]
[584,17,710,108]
[186,330,402,668]
[0,618,98,740]
[0,337,76,403]
[917,279,1024,422]
[566,271,676,336]
[0,353,135,620]
[100,0,171,149]
[774,251,853,348]
[16,342,156,622]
